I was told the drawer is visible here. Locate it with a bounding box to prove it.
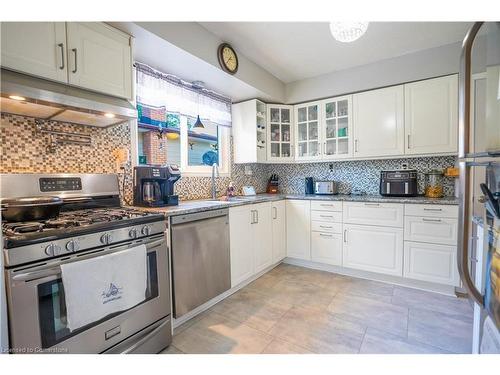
[311,221,342,234]
[404,241,459,286]
[343,202,404,228]
[404,216,458,245]
[311,210,342,223]
[311,231,342,266]
[404,204,458,219]
[311,200,342,212]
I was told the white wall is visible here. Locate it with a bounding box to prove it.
[285,41,463,104]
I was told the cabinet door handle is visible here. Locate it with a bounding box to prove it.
[354,139,358,153]
[273,206,278,220]
[256,210,259,223]
[323,142,326,155]
[407,134,411,149]
[343,229,347,243]
[58,43,65,70]
[72,48,78,73]
[250,210,255,224]
[422,218,442,223]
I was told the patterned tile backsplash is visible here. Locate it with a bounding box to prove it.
[1,113,457,201]
[266,156,458,197]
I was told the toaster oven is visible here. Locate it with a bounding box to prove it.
[314,181,338,195]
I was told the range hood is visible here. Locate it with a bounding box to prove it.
[0,69,137,127]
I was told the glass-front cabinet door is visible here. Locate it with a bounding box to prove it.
[267,104,294,162]
[321,95,353,159]
[294,101,322,161]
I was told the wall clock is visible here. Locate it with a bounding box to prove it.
[217,43,238,75]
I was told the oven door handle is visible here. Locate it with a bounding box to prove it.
[12,238,165,282]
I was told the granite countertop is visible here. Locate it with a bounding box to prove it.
[130,193,460,217]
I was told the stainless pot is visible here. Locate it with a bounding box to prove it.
[1,196,63,222]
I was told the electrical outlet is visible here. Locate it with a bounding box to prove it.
[401,162,409,170]
[329,163,334,172]
[244,165,253,176]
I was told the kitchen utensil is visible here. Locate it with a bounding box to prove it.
[0,196,63,222]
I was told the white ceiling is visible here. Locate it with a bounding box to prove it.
[199,22,473,83]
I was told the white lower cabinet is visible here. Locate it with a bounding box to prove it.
[404,241,459,286]
[253,202,273,274]
[229,206,255,287]
[311,231,343,266]
[229,202,277,287]
[404,216,458,246]
[286,200,311,260]
[343,202,404,228]
[343,224,404,276]
[271,201,286,263]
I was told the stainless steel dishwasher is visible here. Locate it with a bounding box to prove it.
[170,208,230,318]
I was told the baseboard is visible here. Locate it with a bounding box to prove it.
[283,257,458,296]
[172,260,283,331]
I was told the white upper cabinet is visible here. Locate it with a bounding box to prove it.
[353,85,405,158]
[267,105,294,162]
[66,23,133,100]
[294,101,322,161]
[1,22,68,83]
[404,75,458,155]
[321,96,353,159]
[232,99,267,163]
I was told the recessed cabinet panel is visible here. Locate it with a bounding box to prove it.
[66,22,132,99]
[1,22,68,83]
[253,202,273,273]
[229,206,255,287]
[404,75,458,155]
[404,241,459,286]
[404,216,458,246]
[286,200,311,260]
[311,231,343,266]
[343,224,404,276]
[343,202,404,228]
[353,86,405,158]
[272,201,286,263]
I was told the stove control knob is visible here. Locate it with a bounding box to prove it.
[100,233,113,245]
[44,243,61,257]
[141,225,151,236]
[129,228,138,239]
[65,240,80,253]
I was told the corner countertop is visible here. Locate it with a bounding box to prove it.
[129,193,460,217]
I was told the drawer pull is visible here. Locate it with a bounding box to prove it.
[423,208,443,212]
[364,203,380,207]
[320,225,333,229]
[320,215,334,218]
[320,233,333,238]
[422,218,442,223]
[320,204,333,207]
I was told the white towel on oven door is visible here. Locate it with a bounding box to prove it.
[61,244,148,331]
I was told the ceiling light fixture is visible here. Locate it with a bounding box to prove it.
[104,113,116,118]
[329,22,369,43]
[9,95,26,101]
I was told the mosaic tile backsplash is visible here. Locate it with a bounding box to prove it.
[266,156,458,197]
[1,113,457,201]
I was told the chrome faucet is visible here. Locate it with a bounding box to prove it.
[211,163,219,199]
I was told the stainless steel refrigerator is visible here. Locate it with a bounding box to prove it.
[458,22,500,353]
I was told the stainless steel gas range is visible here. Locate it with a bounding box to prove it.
[1,173,172,354]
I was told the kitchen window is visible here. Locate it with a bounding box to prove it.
[135,63,231,176]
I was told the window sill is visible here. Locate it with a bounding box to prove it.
[180,171,231,178]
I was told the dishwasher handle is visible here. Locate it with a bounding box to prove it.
[171,208,229,225]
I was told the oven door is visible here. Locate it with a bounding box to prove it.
[5,233,170,353]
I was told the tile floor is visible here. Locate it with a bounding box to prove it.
[162,264,473,354]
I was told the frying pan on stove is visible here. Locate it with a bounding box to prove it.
[0,196,63,222]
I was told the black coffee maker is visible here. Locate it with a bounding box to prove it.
[133,165,181,207]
